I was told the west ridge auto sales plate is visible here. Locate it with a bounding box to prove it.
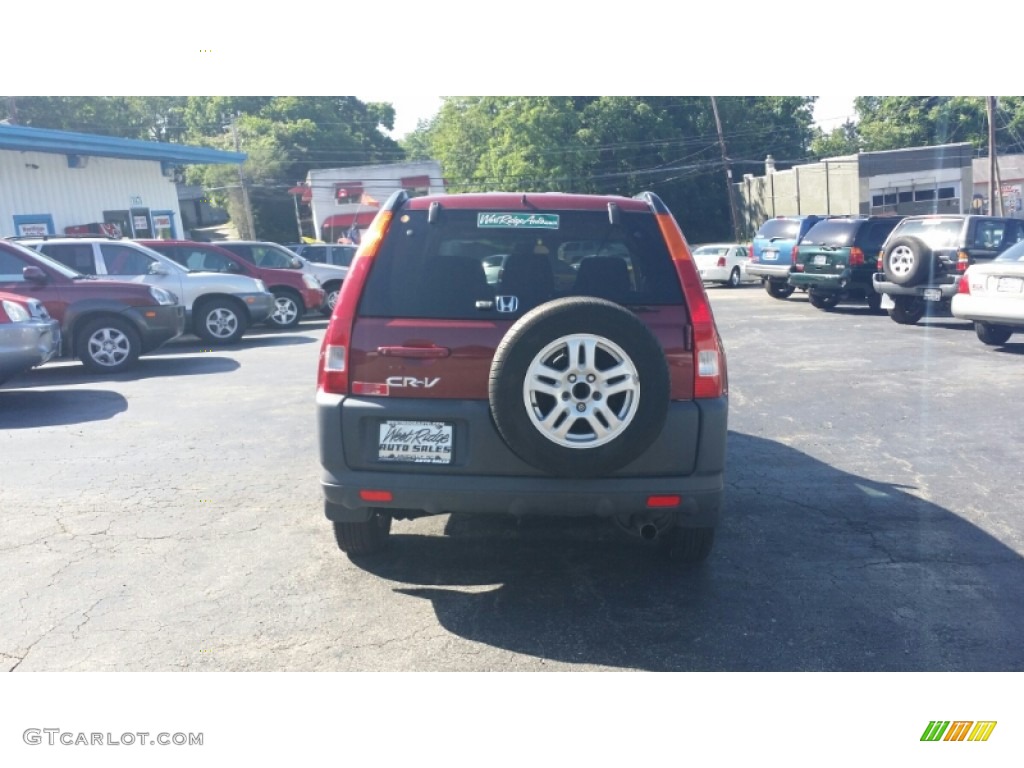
[378,420,453,464]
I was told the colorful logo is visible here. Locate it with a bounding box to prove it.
[921,721,997,742]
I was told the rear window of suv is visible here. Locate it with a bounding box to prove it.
[756,219,801,239]
[894,219,962,249]
[803,218,902,250]
[802,220,858,246]
[358,209,683,319]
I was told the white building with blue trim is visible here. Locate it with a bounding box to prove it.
[0,124,245,239]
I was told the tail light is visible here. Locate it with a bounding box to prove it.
[655,214,727,400]
[317,210,393,394]
[748,244,754,261]
[716,256,726,267]
[849,247,865,267]
[791,245,799,265]
[957,272,971,294]
[876,251,884,271]
[956,250,970,272]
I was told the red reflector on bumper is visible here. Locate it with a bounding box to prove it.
[359,490,393,502]
[646,495,681,508]
[352,381,389,396]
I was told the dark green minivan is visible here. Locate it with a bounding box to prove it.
[788,216,904,311]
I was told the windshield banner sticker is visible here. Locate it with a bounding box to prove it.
[477,213,560,229]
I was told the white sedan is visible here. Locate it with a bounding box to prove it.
[692,243,756,288]
[951,241,1024,345]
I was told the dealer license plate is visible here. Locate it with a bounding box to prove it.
[923,288,941,302]
[763,249,778,261]
[997,276,1023,293]
[813,255,827,265]
[378,420,453,464]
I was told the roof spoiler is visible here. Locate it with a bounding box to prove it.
[632,191,670,214]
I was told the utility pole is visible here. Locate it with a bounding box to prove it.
[987,96,1002,217]
[292,185,304,242]
[229,114,257,239]
[711,96,743,241]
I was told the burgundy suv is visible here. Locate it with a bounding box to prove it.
[0,240,184,372]
[138,240,325,330]
[316,191,728,562]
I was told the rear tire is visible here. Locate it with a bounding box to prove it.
[808,291,840,310]
[332,510,392,555]
[764,279,795,299]
[975,321,1012,346]
[726,267,741,288]
[888,296,925,325]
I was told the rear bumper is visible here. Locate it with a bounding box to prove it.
[872,272,960,298]
[317,393,727,526]
[746,263,791,280]
[789,272,845,289]
[951,294,1024,326]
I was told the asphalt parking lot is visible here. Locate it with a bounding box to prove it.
[3,287,1023,672]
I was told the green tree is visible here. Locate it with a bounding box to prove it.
[406,96,816,242]
[182,97,403,242]
[809,120,860,158]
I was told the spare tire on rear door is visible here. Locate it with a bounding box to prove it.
[882,236,934,286]
[488,297,670,478]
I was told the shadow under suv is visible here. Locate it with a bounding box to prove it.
[316,191,729,563]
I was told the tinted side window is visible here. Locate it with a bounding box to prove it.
[856,220,902,252]
[185,248,235,272]
[251,245,296,269]
[39,243,96,274]
[0,248,30,281]
[220,244,255,263]
[99,244,153,276]
[359,210,682,319]
[301,246,328,263]
[972,220,1006,249]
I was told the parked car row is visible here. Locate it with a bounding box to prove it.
[0,235,341,384]
[748,213,1024,348]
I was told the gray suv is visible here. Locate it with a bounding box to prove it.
[872,215,1024,324]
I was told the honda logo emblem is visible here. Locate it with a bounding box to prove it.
[495,295,519,313]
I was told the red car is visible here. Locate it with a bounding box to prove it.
[0,240,185,373]
[138,240,325,330]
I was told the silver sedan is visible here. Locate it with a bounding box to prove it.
[951,240,1024,346]
[0,292,60,386]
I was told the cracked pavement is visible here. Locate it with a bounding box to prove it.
[2,293,1023,672]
